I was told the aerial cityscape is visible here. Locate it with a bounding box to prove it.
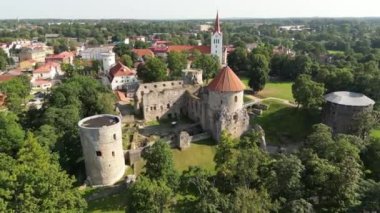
[0,0,380,212]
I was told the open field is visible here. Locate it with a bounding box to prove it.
[371,128,380,139]
[239,76,294,101]
[171,139,217,172]
[253,99,320,144]
[87,191,127,213]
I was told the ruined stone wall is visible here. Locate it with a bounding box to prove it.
[78,115,125,186]
[142,88,187,121]
[134,80,184,112]
[322,102,374,134]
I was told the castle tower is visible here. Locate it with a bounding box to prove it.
[78,114,125,186]
[101,51,116,75]
[211,12,223,65]
[206,66,249,141]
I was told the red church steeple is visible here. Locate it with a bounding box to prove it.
[214,11,221,34]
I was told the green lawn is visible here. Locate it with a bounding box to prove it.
[239,76,294,101]
[257,82,294,101]
[171,139,217,173]
[371,128,380,139]
[327,50,345,55]
[253,99,320,144]
[86,190,128,213]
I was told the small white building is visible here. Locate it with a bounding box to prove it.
[31,62,62,91]
[109,62,139,91]
[80,46,114,60]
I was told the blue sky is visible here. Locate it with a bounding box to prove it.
[1,0,379,19]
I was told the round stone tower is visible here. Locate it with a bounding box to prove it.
[101,51,116,75]
[322,91,375,134]
[208,66,245,113]
[206,66,249,141]
[78,114,125,186]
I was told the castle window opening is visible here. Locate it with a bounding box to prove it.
[154,106,157,110]
[233,114,238,123]
[141,91,144,96]
[113,134,117,140]
[150,106,153,111]
[112,151,115,157]
[167,103,170,109]
[96,151,102,157]
[171,83,175,86]
[163,84,166,87]
[144,86,147,89]
[235,96,238,103]
[154,85,157,88]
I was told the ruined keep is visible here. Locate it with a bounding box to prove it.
[134,66,250,141]
[78,114,125,186]
[322,91,375,134]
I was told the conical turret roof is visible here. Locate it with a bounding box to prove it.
[208,66,245,92]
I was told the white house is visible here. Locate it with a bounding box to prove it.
[109,62,138,91]
[32,62,61,80]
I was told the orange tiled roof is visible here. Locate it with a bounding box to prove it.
[0,75,15,83]
[109,62,136,78]
[133,49,154,58]
[167,45,210,54]
[208,66,245,92]
[46,51,74,60]
[34,62,60,73]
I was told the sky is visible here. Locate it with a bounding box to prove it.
[1,0,380,19]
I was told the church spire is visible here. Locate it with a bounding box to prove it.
[214,11,221,34]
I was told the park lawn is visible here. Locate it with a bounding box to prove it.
[328,50,345,55]
[257,82,294,101]
[86,191,128,213]
[171,139,217,173]
[253,99,320,145]
[239,76,294,101]
[371,128,380,139]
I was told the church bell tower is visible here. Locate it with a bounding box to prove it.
[211,12,223,65]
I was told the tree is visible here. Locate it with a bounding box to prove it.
[127,176,172,213]
[292,74,325,110]
[142,140,178,187]
[192,54,220,82]
[229,187,279,213]
[248,54,269,92]
[167,52,188,78]
[0,49,8,70]
[362,139,380,181]
[0,76,31,114]
[264,154,305,200]
[0,112,25,156]
[113,43,132,57]
[227,47,248,72]
[120,54,133,67]
[137,57,167,82]
[0,133,86,212]
[282,199,315,213]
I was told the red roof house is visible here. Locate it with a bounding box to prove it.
[208,66,245,92]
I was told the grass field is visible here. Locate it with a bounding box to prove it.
[86,191,127,213]
[172,139,217,172]
[239,76,294,101]
[253,99,320,144]
[371,127,380,139]
[327,50,345,55]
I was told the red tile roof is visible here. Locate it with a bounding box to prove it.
[0,75,15,83]
[46,51,74,60]
[34,62,60,73]
[167,45,210,54]
[208,66,245,92]
[33,79,52,86]
[109,62,136,78]
[133,49,154,58]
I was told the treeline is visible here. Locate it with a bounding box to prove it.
[126,126,380,212]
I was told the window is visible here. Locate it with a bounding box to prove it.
[112,151,115,157]
[113,134,117,140]
[167,104,170,109]
[163,84,166,87]
[96,151,102,156]
[235,96,238,103]
[154,106,157,110]
[154,85,157,88]
[141,91,144,96]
